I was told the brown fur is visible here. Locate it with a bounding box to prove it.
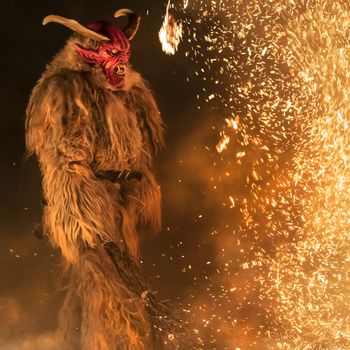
[26,35,164,349]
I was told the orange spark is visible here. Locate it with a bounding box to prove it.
[216,133,230,153]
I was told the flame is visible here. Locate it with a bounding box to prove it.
[159,0,183,55]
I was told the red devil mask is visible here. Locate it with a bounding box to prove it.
[42,10,141,89]
[76,21,131,89]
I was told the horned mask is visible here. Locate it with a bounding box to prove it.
[43,9,141,89]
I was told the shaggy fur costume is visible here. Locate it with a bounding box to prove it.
[26,36,189,350]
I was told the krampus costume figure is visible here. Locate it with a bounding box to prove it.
[25,9,192,350]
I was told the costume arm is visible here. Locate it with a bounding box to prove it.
[126,78,165,234]
[26,72,121,263]
[129,77,164,155]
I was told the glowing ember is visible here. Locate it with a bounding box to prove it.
[229,196,235,208]
[215,116,239,154]
[159,0,183,55]
[225,115,239,130]
[216,132,230,153]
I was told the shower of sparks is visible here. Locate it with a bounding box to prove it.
[159,0,183,55]
[161,0,350,349]
[263,3,350,348]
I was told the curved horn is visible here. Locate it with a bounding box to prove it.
[114,9,140,40]
[42,15,110,42]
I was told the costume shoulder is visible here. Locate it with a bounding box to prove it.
[25,69,94,156]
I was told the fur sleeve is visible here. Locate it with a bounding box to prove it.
[26,71,123,263]
[127,78,165,234]
[128,77,164,156]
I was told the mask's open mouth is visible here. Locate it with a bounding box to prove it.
[115,64,126,77]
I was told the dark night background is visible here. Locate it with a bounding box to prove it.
[0,0,222,348]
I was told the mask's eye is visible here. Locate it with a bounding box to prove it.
[107,49,119,56]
